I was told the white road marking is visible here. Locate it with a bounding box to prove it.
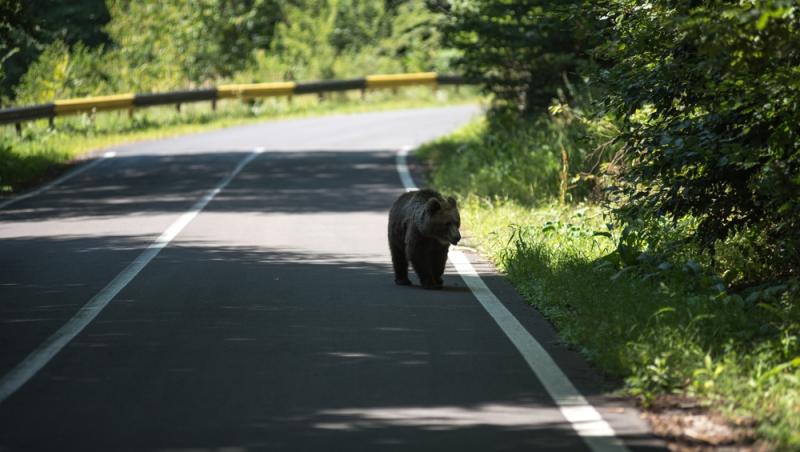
[0,151,117,210]
[396,145,417,192]
[396,145,629,452]
[0,147,265,404]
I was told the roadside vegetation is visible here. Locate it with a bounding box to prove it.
[418,0,800,447]
[0,0,473,193]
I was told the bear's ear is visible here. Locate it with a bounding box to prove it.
[425,198,442,213]
[447,196,457,208]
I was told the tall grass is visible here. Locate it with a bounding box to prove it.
[418,95,618,205]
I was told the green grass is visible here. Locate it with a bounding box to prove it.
[1,86,480,194]
[416,115,562,204]
[418,117,800,448]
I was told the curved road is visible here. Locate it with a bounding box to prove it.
[0,106,659,451]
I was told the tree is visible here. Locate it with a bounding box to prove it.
[0,0,110,100]
[438,0,590,113]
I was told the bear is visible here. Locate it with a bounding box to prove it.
[388,188,461,289]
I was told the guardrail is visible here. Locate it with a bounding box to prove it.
[0,72,466,132]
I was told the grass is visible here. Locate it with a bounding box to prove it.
[417,116,800,448]
[0,86,480,194]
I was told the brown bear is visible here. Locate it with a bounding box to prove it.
[388,189,461,289]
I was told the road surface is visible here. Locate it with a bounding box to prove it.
[0,106,660,451]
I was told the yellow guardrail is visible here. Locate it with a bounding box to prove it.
[53,94,136,115]
[365,72,438,89]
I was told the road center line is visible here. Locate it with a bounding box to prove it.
[396,144,629,452]
[0,147,265,404]
[0,151,117,210]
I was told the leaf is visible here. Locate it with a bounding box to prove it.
[756,302,782,317]
[759,357,800,383]
[593,260,615,272]
[683,261,702,275]
[756,12,770,31]
[746,291,762,304]
[610,266,635,281]
[651,306,676,319]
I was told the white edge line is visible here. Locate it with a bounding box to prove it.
[0,151,117,210]
[0,147,265,404]
[396,145,629,452]
[396,145,417,192]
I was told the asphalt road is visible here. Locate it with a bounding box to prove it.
[0,106,660,451]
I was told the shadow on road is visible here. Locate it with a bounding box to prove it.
[0,150,405,221]
[0,237,660,451]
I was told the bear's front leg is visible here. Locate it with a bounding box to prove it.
[409,249,440,290]
[390,238,411,285]
[431,246,448,288]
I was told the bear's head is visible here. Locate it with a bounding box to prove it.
[421,196,461,246]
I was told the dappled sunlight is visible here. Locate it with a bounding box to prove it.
[0,150,404,223]
[313,404,569,431]
[322,350,431,367]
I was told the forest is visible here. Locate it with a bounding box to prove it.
[2,0,800,447]
[1,0,451,103]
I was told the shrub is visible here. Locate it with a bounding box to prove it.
[597,1,800,286]
[14,41,114,104]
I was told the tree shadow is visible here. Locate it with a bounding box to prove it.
[0,236,663,451]
[0,150,406,221]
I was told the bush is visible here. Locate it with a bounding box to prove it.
[14,41,115,104]
[596,1,800,286]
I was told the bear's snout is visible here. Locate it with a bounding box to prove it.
[450,231,461,245]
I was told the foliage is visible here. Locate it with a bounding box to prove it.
[270,0,358,80]
[440,0,800,290]
[0,0,110,101]
[381,0,457,73]
[437,0,593,113]
[102,0,277,92]
[597,1,800,287]
[13,41,114,104]
[6,0,455,103]
[417,93,618,204]
[267,0,449,81]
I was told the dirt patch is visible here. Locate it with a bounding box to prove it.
[641,395,767,451]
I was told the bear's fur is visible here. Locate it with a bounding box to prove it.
[388,189,461,289]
